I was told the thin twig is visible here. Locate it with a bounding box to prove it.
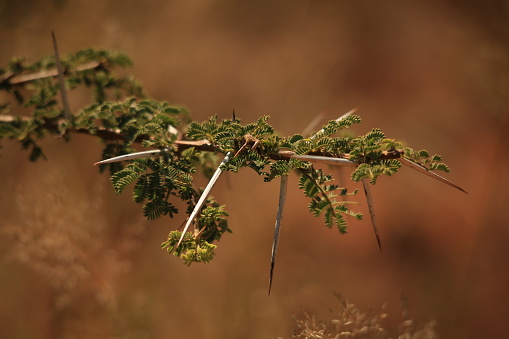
[268,175,288,296]
[52,31,72,120]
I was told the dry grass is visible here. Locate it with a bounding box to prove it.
[287,294,436,339]
[1,173,146,337]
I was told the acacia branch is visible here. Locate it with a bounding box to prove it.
[1,114,404,161]
[7,111,462,194]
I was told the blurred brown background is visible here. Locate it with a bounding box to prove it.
[1,0,508,338]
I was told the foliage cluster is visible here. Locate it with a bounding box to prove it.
[287,293,436,339]
[0,49,143,160]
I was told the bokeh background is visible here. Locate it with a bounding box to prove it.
[1,1,508,338]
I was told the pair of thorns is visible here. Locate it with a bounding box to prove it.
[233,134,261,158]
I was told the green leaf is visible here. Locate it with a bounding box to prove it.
[143,200,178,220]
[418,150,429,158]
[298,169,359,233]
[430,162,450,172]
[111,165,142,194]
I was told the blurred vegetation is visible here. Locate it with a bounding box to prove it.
[287,293,436,339]
[0,1,508,338]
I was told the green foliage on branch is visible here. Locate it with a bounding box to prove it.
[0,49,145,162]
[0,48,458,265]
[298,169,361,233]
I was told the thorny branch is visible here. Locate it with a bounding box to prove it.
[0,50,467,290]
[0,114,405,162]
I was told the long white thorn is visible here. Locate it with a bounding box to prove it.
[302,111,328,136]
[399,158,467,194]
[94,139,212,166]
[94,148,171,165]
[268,175,288,296]
[52,31,72,120]
[335,107,357,122]
[361,178,382,253]
[175,152,232,249]
[290,154,356,167]
[311,108,357,139]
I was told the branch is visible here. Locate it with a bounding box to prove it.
[1,113,467,196]
[0,115,217,151]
